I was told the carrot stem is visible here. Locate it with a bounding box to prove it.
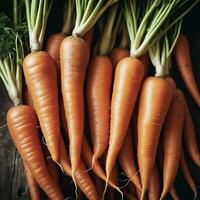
[25,0,53,51]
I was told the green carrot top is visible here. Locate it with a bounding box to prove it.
[72,0,118,38]
[0,14,25,105]
[25,0,53,52]
[124,0,199,58]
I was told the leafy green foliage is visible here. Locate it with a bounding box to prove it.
[0,14,16,59]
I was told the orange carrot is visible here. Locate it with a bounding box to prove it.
[106,57,144,183]
[7,105,63,200]
[43,146,60,186]
[148,164,160,200]
[160,89,185,200]
[183,97,200,167]
[110,48,129,71]
[82,135,121,193]
[138,77,174,198]
[86,55,112,165]
[180,148,197,198]
[58,138,99,200]
[118,129,142,190]
[74,161,99,200]
[83,29,94,47]
[23,162,41,200]
[174,33,200,106]
[60,36,90,177]
[109,164,118,200]
[46,33,66,79]
[23,52,61,162]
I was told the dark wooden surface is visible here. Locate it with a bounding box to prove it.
[0,2,200,200]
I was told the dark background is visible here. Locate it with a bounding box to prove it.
[0,1,200,200]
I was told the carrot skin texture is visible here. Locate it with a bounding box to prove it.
[43,146,60,186]
[138,77,174,197]
[180,148,197,198]
[7,105,64,200]
[160,89,185,200]
[86,55,112,163]
[106,57,144,178]
[46,33,66,79]
[23,162,41,200]
[60,36,90,175]
[174,33,200,106]
[148,165,160,200]
[183,97,200,167]
[23,51,60,162]
[74,161,99,200]
[118,129,142,190]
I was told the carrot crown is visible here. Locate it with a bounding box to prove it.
[148,0,199,77]
[149,21,182,77]
[72,0,118,38]
[61,0,75,35]
[0,19,24,106]
[124,0,199,58]
[25,0,53,52]
[0,2,27,106]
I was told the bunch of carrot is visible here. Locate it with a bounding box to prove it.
[0,0,200,199]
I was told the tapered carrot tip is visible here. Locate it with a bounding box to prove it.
[160,191,167,200]
[140,188,147,200]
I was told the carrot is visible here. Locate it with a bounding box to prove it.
[106,57,144,183]
[109,164,118,200]
[110,48,129,71]
[118,129,142,190]
[60,0,117,179]
[160,89,185,200]
[183,97,200,167]
[43,146,60,186]
[86,55,112,165]
[174,33,200,106]
[82,135,121,193]
[83,29,94,47]
[46,0,75,77]
[23,162,41,200]
[180,148,197,198]
[148,164,160,200]
[7,105,64,200]
[137,77,174,198]
[58,138,99,200]
[60,36,89,176]
[46,34,66,79]
[169,186,180,200]
[23,52,61,162]
[74,161,99,200]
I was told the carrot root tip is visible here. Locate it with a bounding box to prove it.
[102,175,110,200]
[140,187,147,200]
[72,175,78,200]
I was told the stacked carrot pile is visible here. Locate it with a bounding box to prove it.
[0,0,200,199]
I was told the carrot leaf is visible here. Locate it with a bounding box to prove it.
[72,0,118,37]
[25,0,53,52]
